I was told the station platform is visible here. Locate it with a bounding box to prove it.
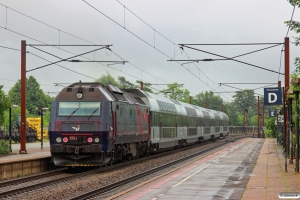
[0,142,51,164]
[0,142,52,180]
[108,138,300,200]
[242,138,300,200]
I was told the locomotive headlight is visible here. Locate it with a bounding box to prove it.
[56,137,62,143]
[94,138,100,143]
[77,93,83,99]
[87,137,93,143]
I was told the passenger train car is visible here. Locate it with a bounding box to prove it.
[49,82,229,166]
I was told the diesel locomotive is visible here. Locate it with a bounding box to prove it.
[49,81,229,166]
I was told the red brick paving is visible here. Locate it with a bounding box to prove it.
[242,138,300,200]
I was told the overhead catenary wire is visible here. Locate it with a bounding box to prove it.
[0,45,24,52]
[0,25,165,92]
[115,1,281,100]
[116,0,176,46]
[27,46,107,72]
[116,0,231,98]
[28,52,98,79]
[83,0,231,100]
[82,0,171,59]
[0,3,171,93]
[180,45,284,75]
[1,1,230,100]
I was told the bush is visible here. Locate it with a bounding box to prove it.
[0,140,10,154]
[265,117,277,138]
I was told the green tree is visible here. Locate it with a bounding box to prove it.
[233,90,258,125]
[233,90,257,111]
[193,91,224,111]
[2,107,30,132]
[286,0,300,86]
[8,76,52,115]
[118,76,136,89]
[224,102,239,126]
[0,85,11,126]
[96,74,153,93]
[285,0,300,47]
[95,72,120,87]
[159,83,190,103]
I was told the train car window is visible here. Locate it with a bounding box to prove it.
[130,109,133,117]
[120,106,123,116]
[58,102,100,116]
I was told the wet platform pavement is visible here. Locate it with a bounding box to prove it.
[0,142,50,164]
[242,138,300,200]
[109,138,300,200]
[110,138,261,200]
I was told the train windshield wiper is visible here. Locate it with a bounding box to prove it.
[88,108,99,120]
[68,107,80,119]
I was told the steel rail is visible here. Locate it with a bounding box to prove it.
[0,135,244,199]
[70,135,247,200]
[0,168,66,188]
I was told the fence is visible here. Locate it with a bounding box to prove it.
[229,126,265,137]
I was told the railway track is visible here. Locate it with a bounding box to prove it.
[0,135,246,199]
[0,168,67,189]
[71,135,247,200]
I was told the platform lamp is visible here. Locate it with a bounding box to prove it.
[9,105,18,152]
[36,107,49,149]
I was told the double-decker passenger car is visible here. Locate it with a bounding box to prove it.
[49,82,229,166]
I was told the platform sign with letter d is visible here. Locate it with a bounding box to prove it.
[264,87,282,105]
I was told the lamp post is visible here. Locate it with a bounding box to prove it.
[36,107,49,149]
[9,105,18,152]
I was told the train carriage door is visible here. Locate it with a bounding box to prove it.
[117,103,125,136]
[128,105,134,135]
[159,114,162,139]
[111,102,116,139]
[135,106,142,134]
[151,112,159,140]
[199,118,202,136]
[175,115,178,138]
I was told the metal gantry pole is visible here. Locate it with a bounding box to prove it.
[277,81,281,145]
[257,96,260,138]
[283,87,287,172]
[262,104,265,138]
[295,91,299,172]
[41,109,43,150]
[277,112,279,145]
[9,107,12,152]
[288,97,293,164]
[284,37,290,172]
[20,40,27,154]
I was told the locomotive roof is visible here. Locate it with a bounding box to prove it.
[55,82,229,120]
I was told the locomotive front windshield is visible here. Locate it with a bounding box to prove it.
[58,102,101,117]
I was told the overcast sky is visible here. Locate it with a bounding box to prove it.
[0,0,299,102]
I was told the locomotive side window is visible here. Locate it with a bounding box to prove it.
[58,102,101,116]
[120,106,123,116]
[130,109,133,117]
